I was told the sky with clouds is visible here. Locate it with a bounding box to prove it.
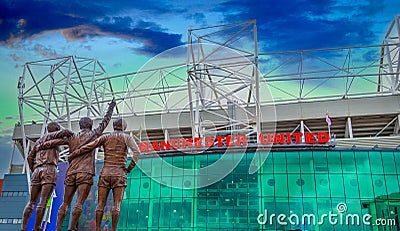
[0,0,399,178]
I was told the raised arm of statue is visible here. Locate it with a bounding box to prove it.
[94,98,116,136]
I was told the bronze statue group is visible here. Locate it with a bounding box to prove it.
[21,99,141,231]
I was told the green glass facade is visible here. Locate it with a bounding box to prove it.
[67,150,400,230]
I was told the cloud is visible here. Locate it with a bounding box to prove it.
[9,53,23,62]
[0,0,184,55]
[0,128,14,137]
[186,13,206,24]
[113,63,122,68]
[33,44,58,58]
[213,0,394,52]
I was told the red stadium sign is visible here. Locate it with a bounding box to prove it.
[138,132,330,152]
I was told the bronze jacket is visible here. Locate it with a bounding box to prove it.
[70,131,140,177]
[27,129,73,171]
[37,101,115,176]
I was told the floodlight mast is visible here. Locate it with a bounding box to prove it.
[380,15,400,93]
[186,20,261,141]
[17,56,109,188]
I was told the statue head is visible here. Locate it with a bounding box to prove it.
[79,117,93,130]
[113,118,127,131]
[47,121,61,132]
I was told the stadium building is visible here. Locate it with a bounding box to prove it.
[1,17,400,230]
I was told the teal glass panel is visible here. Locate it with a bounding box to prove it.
[288,174,302,197]
[327,151,342,173]
[299,151,314,173]
[301,173,316,198]
[314,173,331,197]
[385,175,400,196]
[261,173,274,197]
[372,175,388,198]
[288,198,303,230]
[394,152,400,174]
[343,173,360,198]
[355,151,371,174]
[273,152,287,173]
[341,151,356,173]
[357,174,374,199]
[160,176,172,197]
[261,152,274,173]
[150,158,163,177]
[274,173,288,198]
[329,174,345,197]
[286,152,300,173]
[369,151,384,174]
[126,199,139,228]
[381,152,397,174]
[140,177,151,198]
[313,151,328,173]
[302,198,318,230]
[129,178,141,198]
[171,177,183,197]
[316,198,333,230]
[262,198,276,230]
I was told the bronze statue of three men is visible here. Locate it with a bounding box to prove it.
[21,98,141,231]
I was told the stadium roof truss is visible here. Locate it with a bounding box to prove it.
[13,15,400,173]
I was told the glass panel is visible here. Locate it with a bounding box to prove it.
[273,153,287,173]
[286,152,300,173]
[327,151,342,173]
[261,173,275,197]
[315,173,331,198]
[354,151,371,174]
[129,178,141,199]
[381,152,397,174]
[261,152,274,173]
[275,174,288,198]
[369,151,384,174]
[372,175,388,198]
[126,199,139,228]
[358,174,374,199]
[343,174,360,198]
[288,174,302,198]
[313,151,328,173]
[329,174,345,197]
[299,151,314,173]
[301,173,316,198]
[385,175,400,196]
[394,152,400,175]
[341,151,356,173]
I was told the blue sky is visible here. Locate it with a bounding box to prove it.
[0,0,399,177]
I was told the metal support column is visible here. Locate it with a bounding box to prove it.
[65,57,73,129]
[41,65,56,135]
[18,64,31,193]
[346,117,354,139]
[254,20,261,143]
[87,59,97,116]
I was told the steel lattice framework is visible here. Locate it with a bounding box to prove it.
[15,16,400,176]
